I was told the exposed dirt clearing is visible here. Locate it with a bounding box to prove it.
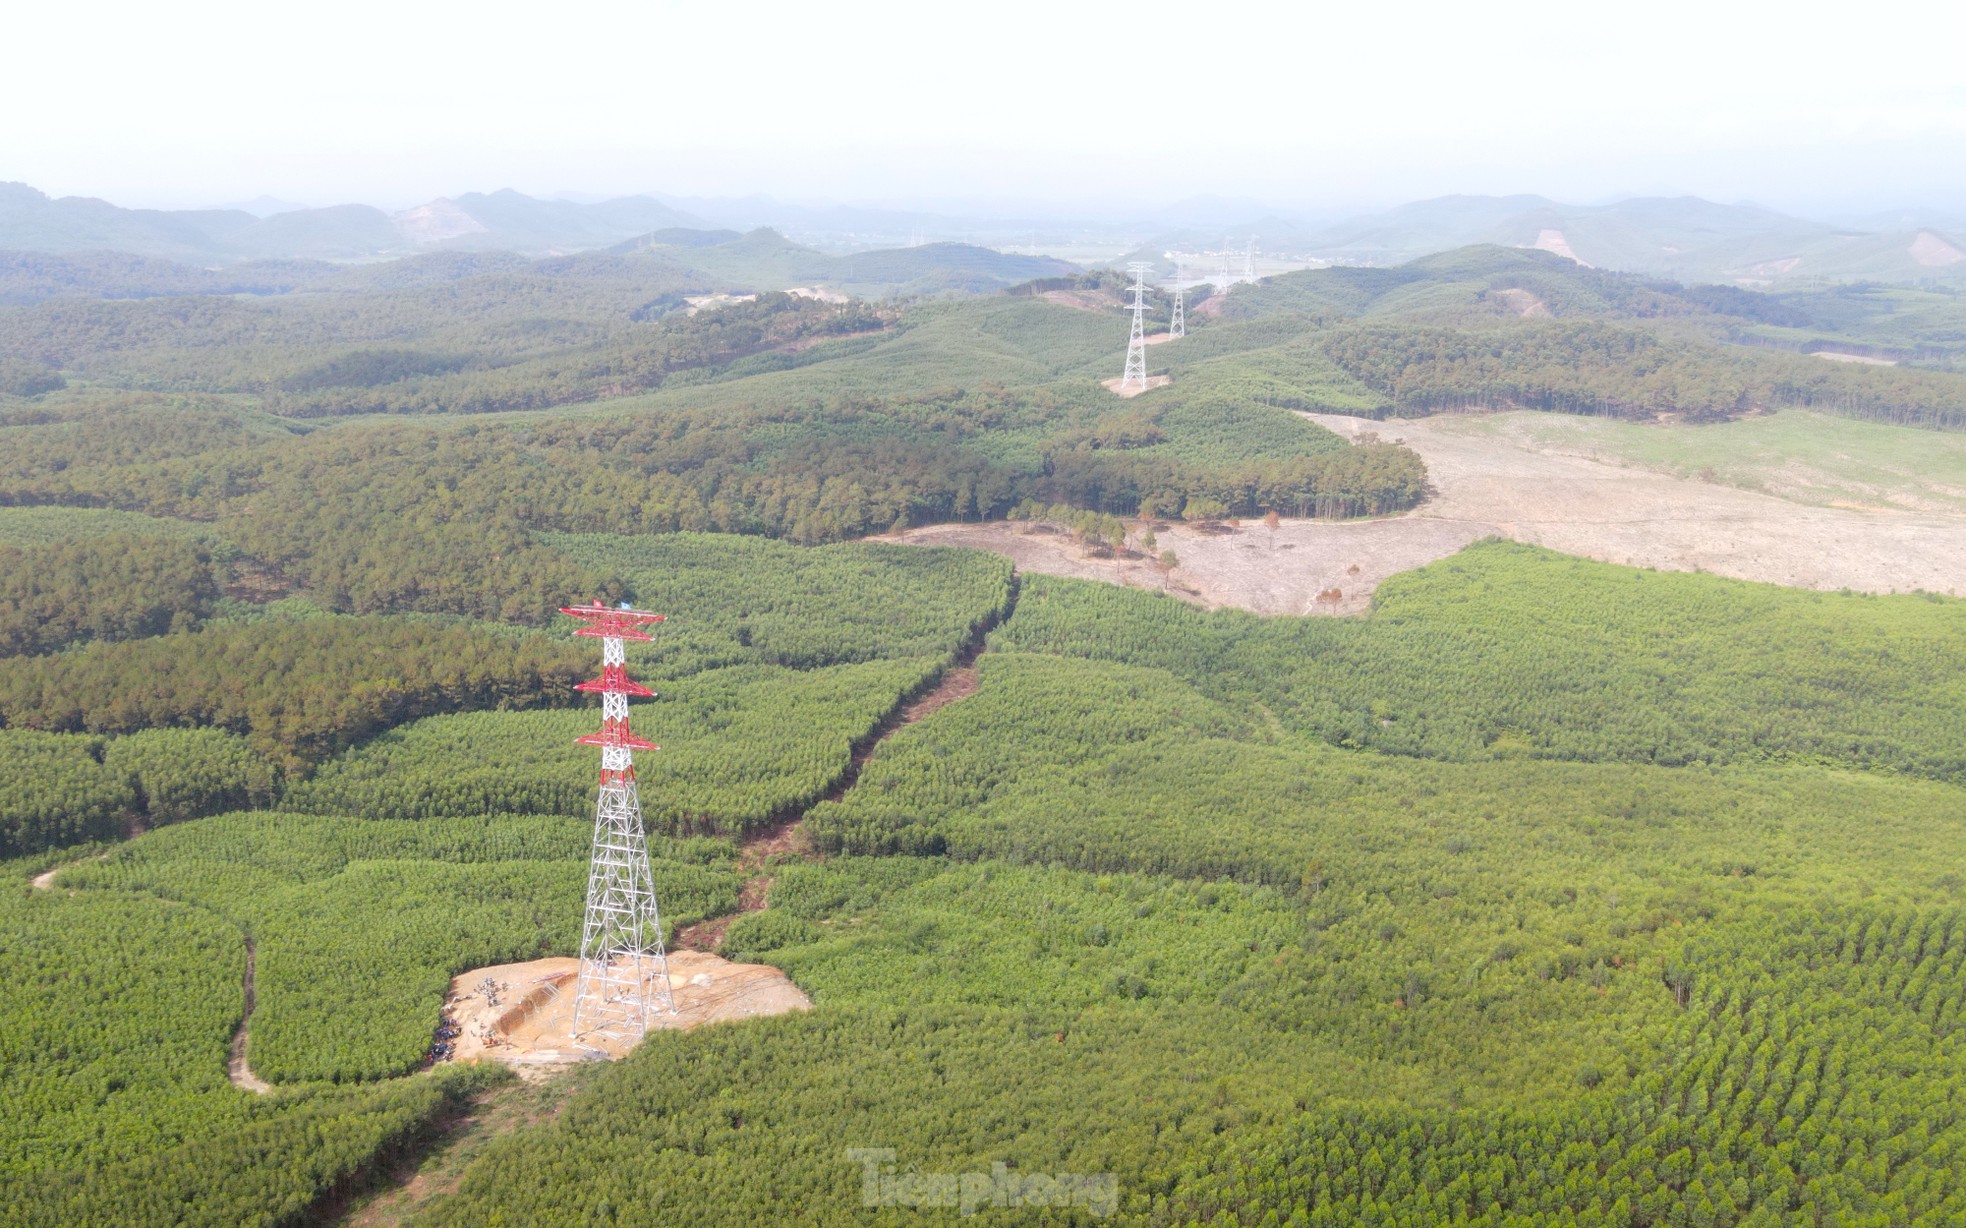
[1428,410,1966,516]
[1307,412,1966,598]
[902,661,980,721]
[439,953,810,1075]
[230,939,270,1094]
[1531,229,1589,266]
[684,292,757,316]
[1488,288,1551,318]
[1813,350,1897,365]
[1040,288,1117,312]
[1101,374,1171,397]
[882,414,1966,612]
[880,520,1477,615]
[29,851,107,890]
[1911,231,1966,267]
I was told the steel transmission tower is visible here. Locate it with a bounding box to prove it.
[562,600,675,1041]
[1120,261,1151,391]
[1168,282,1185,339]
[1241,238,1256,283]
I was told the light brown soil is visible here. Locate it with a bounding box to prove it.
[230,939,271,1095]
[882,520,1476,616]
[438,951,811,1076]
[1040,288,1118,312]
[1101,374,1171,398]
[1307,412,1966,598]
[30,850,108,891]
[1488,288,1551,318]
[1531,229,1589,266]
[1812,351,1896,366]
[1910,231,1965,268]
[879,413,1966,613]
[683,292,757,316]
[901,662,979,720]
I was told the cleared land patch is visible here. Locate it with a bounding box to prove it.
[437,953,810,1075]
[887,410,1966,611]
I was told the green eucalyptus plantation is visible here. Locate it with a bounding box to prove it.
[545,531,1016,674]
[285,658,945,834]
[997,542,1966,780]
[0,855,509,1228]
[0,726,273,855]
[400,542,1966,1226]
[57,813,741,1082]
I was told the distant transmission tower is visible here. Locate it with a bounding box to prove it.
[1241,238,1256,283]
[1168,281,1185,338]
[563,600,675,1042]
[1120,261,1151,391]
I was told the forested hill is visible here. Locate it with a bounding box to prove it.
[0,230,1072,308]
[1187,245,1966,428]
[8,186,1966,1223]
[0,182,711,262]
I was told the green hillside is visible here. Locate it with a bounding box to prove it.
[3,180,1966,1226]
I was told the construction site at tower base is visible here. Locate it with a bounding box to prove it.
[437,952,811,1077]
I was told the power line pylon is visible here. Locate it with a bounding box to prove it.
[1241,238,1256,283]
[1120,261,1150,391]
[562,600,675,1043]
[1168,281,1185,339]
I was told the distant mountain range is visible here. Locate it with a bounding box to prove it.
[3,181,1961,288]
[0,183,713,263]
[0,227,1076,306]
[1169,195,1966,286]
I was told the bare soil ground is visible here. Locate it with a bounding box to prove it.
[1488,288,1551,318]
[1309,411,1966,597]
[1040,288,1118,312]
[1531,229,1588,266]
[30,850,107,890]
[1910,231,1966,268]
[1101,374,1171,398]
[881,520,1473,616]
[438,952,811,1076]
[230,939,270,1094]
[879,412,1966,613]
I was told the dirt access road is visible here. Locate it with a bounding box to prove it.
[881,411,1966,615]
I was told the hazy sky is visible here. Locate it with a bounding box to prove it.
[7,0,1964,216]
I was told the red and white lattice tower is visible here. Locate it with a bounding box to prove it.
[561,600,675,1041]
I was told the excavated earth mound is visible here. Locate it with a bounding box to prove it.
[440,952,810,1077]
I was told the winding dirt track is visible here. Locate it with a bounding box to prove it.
[229,939,270,1094]
[881,412,1966,615]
